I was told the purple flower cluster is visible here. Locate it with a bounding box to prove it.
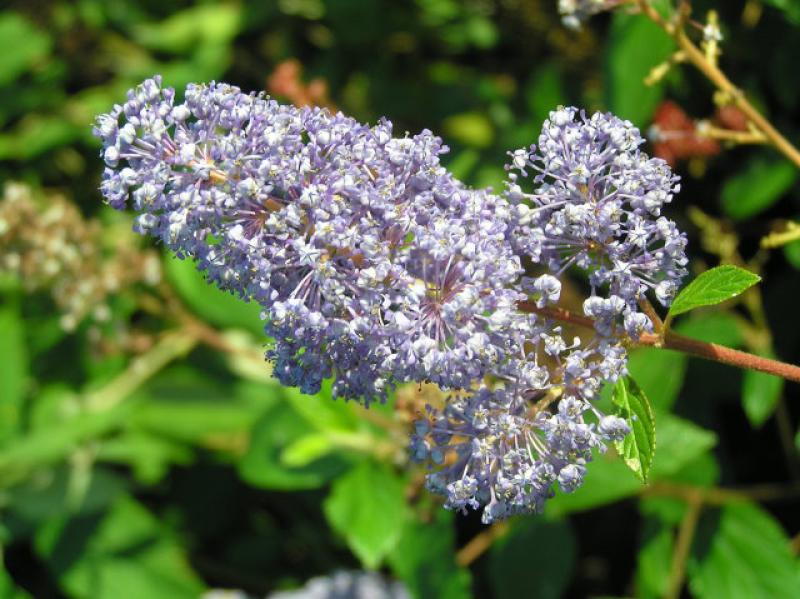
[410,336,630,522]
[506,107,688,340]
[94,77,527,404]
[94,80,687,522]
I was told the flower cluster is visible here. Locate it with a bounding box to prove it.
[0,182,161,332]
[410,337,630,522]
[94,79,687,522]
[94,77,528,405]
[506,107,687,339]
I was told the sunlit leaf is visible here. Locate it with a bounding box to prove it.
[389,510,471,599]
[0,13,51,85]
[669,265,761,317]
[323,461,410,568]
[688,503,800,598]
[164,256,264,337]
[742,362,784,428]
[636,518,674,599]
[36,497,205,599]
[605,13,674,127]
[721,157,797,221]
[133,4,241,53]
[612,376,656,483]
[442,112,494,148]
[0,298,27,440]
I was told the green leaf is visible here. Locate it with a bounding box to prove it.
[238,400,346,490]
[525,63,566,129]
[650,415,717,479]
[280,433,335,467]
[547,455,643,516]
[641,453,720,525]
[762,0,800,24]
[0,13,51,85]
[674,313,745,348]
[605,12,675,127]
[134,372,271,448]
[282,383,360,433]
[442,112,494,148]
[611,376,656,483]
[490,517,575,599]
[785,239,800,270]
[0,402,134,487]
[445,149,480,180]
[133,4,241,53]
[636,518,674,599]
[389,510,472,599]
[669,265,761,317]
[0,566,32,598]
[721,157,797,221]
[0,115,81,161]
[6,465,125,526]
[625,348,687,411]
[742,363,784,428]
[640,417,720,527]
[0,298,28,440]
[688,503,800,599]
[36,497,204,599]
[96,431,194,484]
[323,461,410,568]
[163,256,264,337]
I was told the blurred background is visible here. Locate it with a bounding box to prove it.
[1,0,799,597]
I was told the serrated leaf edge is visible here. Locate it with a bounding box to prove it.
[611,376,656,483]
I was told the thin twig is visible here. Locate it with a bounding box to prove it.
[761,222,800,249]
[520,302,800,383]
[455,522,510,567]
[698,124,767,145]
[636,0,800,168]
[642,481,800,506]
[665,492,702,599]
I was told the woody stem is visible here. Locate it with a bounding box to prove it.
[519,302,800,383]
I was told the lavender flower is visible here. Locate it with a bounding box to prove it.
[94,77,529,403]
[94,79,688,522]
[506,107,687,338]
[411,318,630,523]
[411,378,629,523]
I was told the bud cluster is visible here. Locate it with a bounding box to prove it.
[0,182,161,332]
[94,78,687,522]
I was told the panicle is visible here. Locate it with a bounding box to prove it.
[506,107,687,339]
[95,79,686,521]
[93,77,531,405]
[410,331,630,523]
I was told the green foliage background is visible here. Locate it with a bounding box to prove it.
[1,1,799,597]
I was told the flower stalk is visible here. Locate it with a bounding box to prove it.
[521,302,800,383]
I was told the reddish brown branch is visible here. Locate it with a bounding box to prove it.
[520,302,800,383]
